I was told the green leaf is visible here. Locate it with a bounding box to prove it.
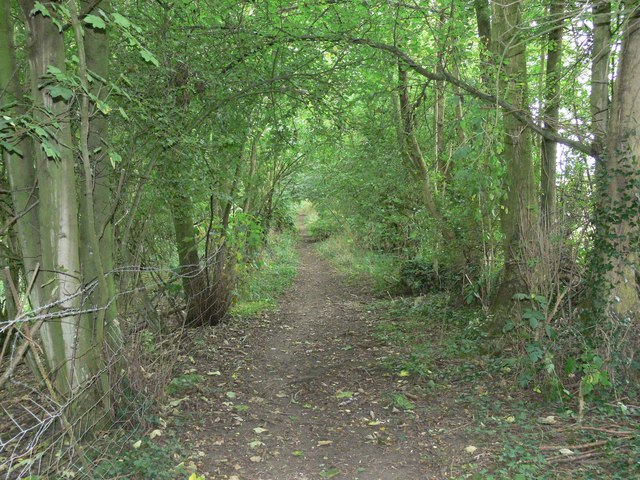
[48,86,74,101]
[111,12,131,28]
[526,343,544,363]
[335,391,353,399]
[523,309,544,329]
[502,319,515,333]
[109,151,122,168]
[30,1,50,17]
[0,141,23,156]
[319,467,340,478]
[84,14,106,30]
[140,49,160,67]
[96,100,112,114]
[41,141,60,160]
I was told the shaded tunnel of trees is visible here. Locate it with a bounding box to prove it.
[0,0,639,477]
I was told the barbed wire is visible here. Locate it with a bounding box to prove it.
[0,243,239,479]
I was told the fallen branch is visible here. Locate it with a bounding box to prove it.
[547,450,600,464]
[540,437,631,451]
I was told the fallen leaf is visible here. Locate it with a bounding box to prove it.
[149,429,162,439]
[319,467,340,478]
[249,456,262,463]
[538,416,556,425]
[253,427,268,434]
[559,448,574,456]
[248,440,263,448]
[317,440,333,446]
[292,450,304,457]
[335,391,353,399]
[132,440,142,449]
[465,445,478,454]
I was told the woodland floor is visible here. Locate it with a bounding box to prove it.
[174,232,480,479]
[169,225,639,480]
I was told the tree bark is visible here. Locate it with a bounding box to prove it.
[18,0,103,413]
[395,63,454,242]
[488,0,539,330]
[171,195,220,326]
[80,0,122,355]
[599,3,640,369]
[590,0,611,162]
[541,0,564,227]
[0,0,43,309]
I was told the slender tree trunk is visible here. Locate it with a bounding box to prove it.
[80,0,122,355]
[243,129,264,214]
[434,8,448,182]
[474,0,492,87]
[171,196,218,327]
[0,0,43,309]
[591,0,611,163]
[396,63,454,242]
[541,0,564,227]
[488,0,539,330]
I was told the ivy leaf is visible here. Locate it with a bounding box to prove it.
[84,14,106,30]
[140,49,160,67]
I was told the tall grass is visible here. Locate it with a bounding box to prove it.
[231,231,299,317]
[315,235,400,294]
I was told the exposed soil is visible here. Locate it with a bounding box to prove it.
[176,225,477,480]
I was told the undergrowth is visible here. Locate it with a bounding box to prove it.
[370,296,640,479]
[314,235,400,294]
[231,230,299,317]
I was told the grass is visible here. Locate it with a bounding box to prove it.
[314,235,400,294]
[231,230,299,318]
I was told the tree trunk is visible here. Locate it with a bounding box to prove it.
[488,0,539,330]
[0,0,43,309]
[590,0,611,162]
[474,0,492,87]
[80,0,122,356]
[598,3,640,372]
[541,0,564,227]
[395,63,454,242]
[171,196,219,326]
[243,128,264,214]
[19,0,106,421]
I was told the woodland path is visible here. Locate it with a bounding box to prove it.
[179,221,473,479]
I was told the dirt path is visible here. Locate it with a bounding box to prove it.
[180,231,472,479]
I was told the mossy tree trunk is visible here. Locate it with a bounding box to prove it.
[488,0,540,331]
[597,4,640,372]
[15,0,111,427]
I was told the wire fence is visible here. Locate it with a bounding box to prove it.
[0,249,234,479]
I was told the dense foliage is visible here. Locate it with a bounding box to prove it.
[0,0,639,477]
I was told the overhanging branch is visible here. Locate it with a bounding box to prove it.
[347,37,597,158]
